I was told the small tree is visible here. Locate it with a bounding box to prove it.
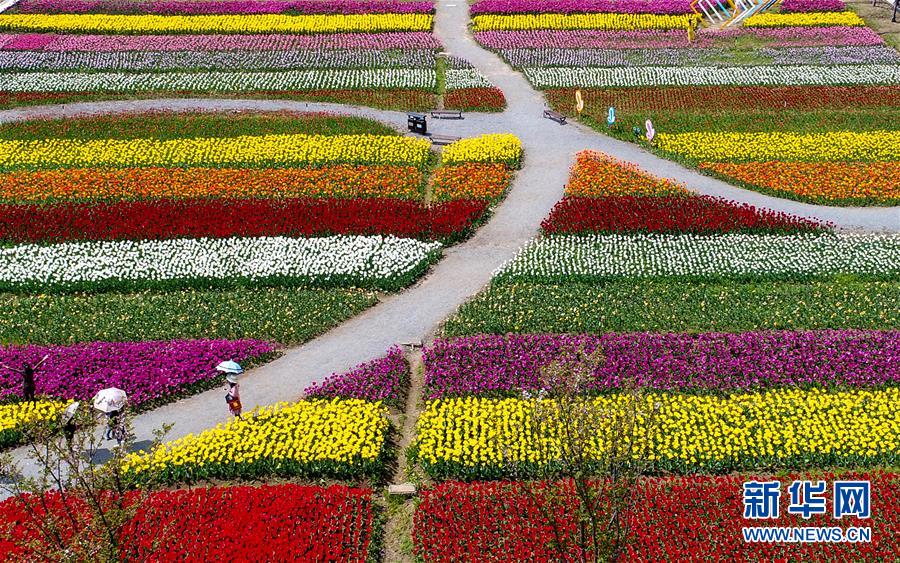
[509,346,659,562]
[0,406,171,561]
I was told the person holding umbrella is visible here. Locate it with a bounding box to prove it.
[60,402,80,451]
[217,361,243,419]
[92,387,128,446]
[0,354,49,402]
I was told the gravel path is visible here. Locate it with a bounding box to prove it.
[1,1,897,493]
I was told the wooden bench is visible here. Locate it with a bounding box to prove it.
[543,109,567,124]
[430,109,463,119]
[430,134,460,146]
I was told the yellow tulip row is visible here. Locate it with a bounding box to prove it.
[655,130,900,162]
[0,13,433,35]
[442,134,523,166]
[472,13,698,32]
[0,134,433,171]
[123,398,389,477]
[0,400,69,434]
[743,11,865,28]
[415,388,900,473]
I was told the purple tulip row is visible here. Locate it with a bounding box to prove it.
[0,32,442,52]
[423,331,900,399]
[474,27,884,50]
[15,0,433,15]
[304,346,408,406]
[470,0,693,15]
[0,339,277,406]
[780,0,846,12]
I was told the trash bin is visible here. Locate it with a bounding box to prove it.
[407,113,427,135]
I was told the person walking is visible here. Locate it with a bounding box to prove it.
[225,374,242,419]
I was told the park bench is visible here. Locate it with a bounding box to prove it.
[543,109,567,124]
[430,134,460,146]
[430,110,463,119]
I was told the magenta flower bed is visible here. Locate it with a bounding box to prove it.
[780,0,846,12]
[304,347,408,406]
[423,331,900,398]
[0,32,441,52]
[470,0,692,14]
[16,0,433,15]
[473,26,883,49]
[0,339,277,406]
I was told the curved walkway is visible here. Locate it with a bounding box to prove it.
[2,1,898,491]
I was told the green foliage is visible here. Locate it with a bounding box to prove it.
[443,279,900,336]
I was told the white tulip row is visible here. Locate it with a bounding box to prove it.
[522,64,900,88]
[445,68,494,90]
[497,233,900,280]
[0,235,442,289]
[1,68,437,92]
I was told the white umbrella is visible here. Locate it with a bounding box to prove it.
[92,388,127,413]
[61,402,80,424]
[216,360,243,375]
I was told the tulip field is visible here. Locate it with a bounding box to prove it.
[471,0,900,205]
[415,150,900,558]
[0,111,520,457]
[0,0,506,111]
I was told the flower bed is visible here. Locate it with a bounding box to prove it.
[0,484,375,561]
[0,134,432,171]
[470,0,693,15]
[0,13,434,34]
[441,134,523,167]
[414,387,900,477]
[0,198,490,242]
[443,87,507,111]
[432,163,512,200]
[542,195,824,234]
[305,346,409,407]
[0,287,378,345]
[496,233,900,283]
[523,64,899,88]
[781,0,846,11]
[474,26,884,49]
[655,131,900,162]
[123,398,390,483]
[0,400,67,448]
[442,279,900,335]
[0,165,423,202]
[743,11,864,27]
[0,31,442,51]
[545,85,900,112]
[0,48,438,72]
[0,339,275,406]
[16,0,433,15]
[423,331,900,398]
[0,235,442,293]
[2,68,437,93]
[699,161,900,205]
[471,13,698,32]
[414,473,899,561]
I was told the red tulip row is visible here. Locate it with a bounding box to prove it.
[415,473,899,562]
[444,87,507,111]
[0,484,374,561]
[0,197,491,243]
[541,195,825,234]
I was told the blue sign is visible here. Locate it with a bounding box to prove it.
[607,107,616,127]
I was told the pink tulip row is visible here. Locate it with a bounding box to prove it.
[0,32,442,52]
[15,0,433,14]
[470,0,693,15]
